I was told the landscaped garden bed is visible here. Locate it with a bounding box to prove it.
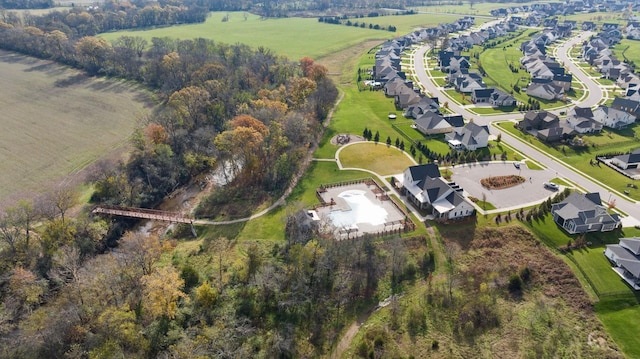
[481,175,526,189]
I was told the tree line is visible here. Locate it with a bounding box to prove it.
[0,0,207,39]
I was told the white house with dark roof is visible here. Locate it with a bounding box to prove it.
[551,192,621,234]
[526,82,564,100]
[592,105,636,129]
[445,122,490,151]
[610,149,640,170]
[604,237,640,290]
[398,164,475,220]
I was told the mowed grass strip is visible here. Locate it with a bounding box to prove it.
[0,51,153,206]
[339,142,415,175]
[100,12,465,61]
[598,304,640,359]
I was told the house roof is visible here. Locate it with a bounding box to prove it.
[407,164,441,183]
[618,258,640,278]
[473,88,494,98]
[443,114,464,127]
[613,149,640,165]
[414,112,448,131]
[606,244,640,262]
[620,237,640,255]
[552,192,620,228]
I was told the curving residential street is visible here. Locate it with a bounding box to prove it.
[410,31,640,226]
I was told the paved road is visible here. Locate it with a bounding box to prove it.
[410,31,640,226]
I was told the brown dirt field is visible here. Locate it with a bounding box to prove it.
[0,50,155,210]
[318,40,384,85]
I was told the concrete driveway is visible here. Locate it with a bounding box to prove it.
[450,161,559,211]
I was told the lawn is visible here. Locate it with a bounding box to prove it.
[314,88,401,159]
[562,12,630,27]
[411,2,532,16]
[613,39,640,63]
[597,303,640,359]
[480,28,537,97]
[339,142,415,175]
[100,12,468,61]
[0,50,154,209]
[496,121,640,200]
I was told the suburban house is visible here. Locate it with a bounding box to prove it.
[445,122,490,151]
[451,72,486,93]
[551,192,621,234]
[472,88,516,107]
[414,113,464,135]
[610,149,640,170]
[604,237,640,290]
[526,82,564,100]
[592,105,637,129]
[566,106,602,133]
[612,97,640,118]
[536,126,575,142]
[517,110,559,131]
[405,97,440,119]
[489,89,517,107]
[398,164,475,220]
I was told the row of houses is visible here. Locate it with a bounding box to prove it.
[520,29,573,101]
[517,103,637,142]
[582,36,638,89]
[439,21,518,108]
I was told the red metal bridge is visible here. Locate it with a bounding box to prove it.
[92,206,194,224]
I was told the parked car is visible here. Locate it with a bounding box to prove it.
[513,162,521,169]
[544,182,559,190]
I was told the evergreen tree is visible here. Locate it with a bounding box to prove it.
[374,131,380,143]
[386,136,392,146]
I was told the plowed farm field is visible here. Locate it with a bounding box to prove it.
[0,50,154,208]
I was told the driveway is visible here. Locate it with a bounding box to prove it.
[450,161,559,211]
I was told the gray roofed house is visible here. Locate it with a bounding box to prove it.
[604,237,640,290]
[414,112,452,135]
[526,82,564,100]
[443,114,464,128]
[404,97,440,119]
[592,105,636,129]
[536,125,576,142]
[517,110,559,131]
[489,89,517,107]
[472,88,494,103]
[445,121,490,151]
[611,97,640,117]
[551,192,621,234]
[610,149,640,170]
[398,165,475,220]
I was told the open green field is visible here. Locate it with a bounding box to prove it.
[339,142,415,175]
[480,29,536,97]
[100,12,466,61]
[497,121,640,200]
[613,39,640,64]
[562,12,632,27]
[0,50,153,208]
[411,2,534,16]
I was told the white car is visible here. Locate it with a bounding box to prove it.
[543,182,559,190]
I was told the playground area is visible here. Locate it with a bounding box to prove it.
[315,180,408,240]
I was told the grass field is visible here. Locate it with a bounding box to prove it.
[100,12,466,61]
[613,39,640,64]
[0,50,154,208]
[598,302,640,359]
[339,142,415,176]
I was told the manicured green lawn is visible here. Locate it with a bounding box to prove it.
[562,12,629,26]
[443,89,470,105]
[480,29,536,97]
[597,302,640,359]
[613,39,640,63]
[394,121,427,142]
[496,121,640,200]
[432,77,447,86]
[412,2,530,16]
[339,142,415,175]
[568,248,632,294]
[314,88,400,159]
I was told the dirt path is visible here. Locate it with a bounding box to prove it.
[331,310,372,359]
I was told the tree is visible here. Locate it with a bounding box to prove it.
[74,36,114,75]
[374,131,380,143]
[44,185,78,224]
[386,136,392,146]
[141,265,187,320]
[118,231,162,276]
